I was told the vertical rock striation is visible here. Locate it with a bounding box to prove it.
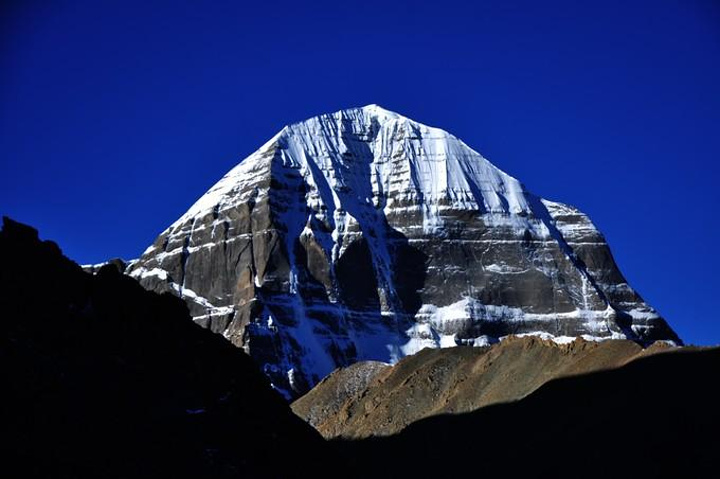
[127,105,680,398]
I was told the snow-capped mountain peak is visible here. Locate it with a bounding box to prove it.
[173,105,529,232]
[128,105,680,398]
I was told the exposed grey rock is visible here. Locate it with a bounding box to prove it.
[127,105,680,398]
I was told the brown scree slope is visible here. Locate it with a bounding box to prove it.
[292,336,680,438]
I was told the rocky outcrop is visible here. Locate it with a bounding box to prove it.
[292,361,390,432]
[127,105,680,398]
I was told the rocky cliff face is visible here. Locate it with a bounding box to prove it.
[127,105,680,398]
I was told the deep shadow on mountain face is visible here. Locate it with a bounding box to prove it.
[0,217,336,479]
[260,142,430,395]
[336,345,720,478]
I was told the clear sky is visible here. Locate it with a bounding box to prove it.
[2,0,719,345]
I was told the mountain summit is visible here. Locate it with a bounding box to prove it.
[128,105,680,398]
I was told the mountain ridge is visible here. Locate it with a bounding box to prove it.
[125,105,680,398]
[0,217,334,478]
[292,335,683,438]
[5,216,715,478]
[337,344,720,478]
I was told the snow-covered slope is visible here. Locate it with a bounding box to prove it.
[128,105,680,398]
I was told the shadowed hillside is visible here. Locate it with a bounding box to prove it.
[0,217,335,478]
[337,345,720,477]
[4,216,717,478]
[292,336,680,438]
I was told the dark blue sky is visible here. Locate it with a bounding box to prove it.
[2,0,719,345]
